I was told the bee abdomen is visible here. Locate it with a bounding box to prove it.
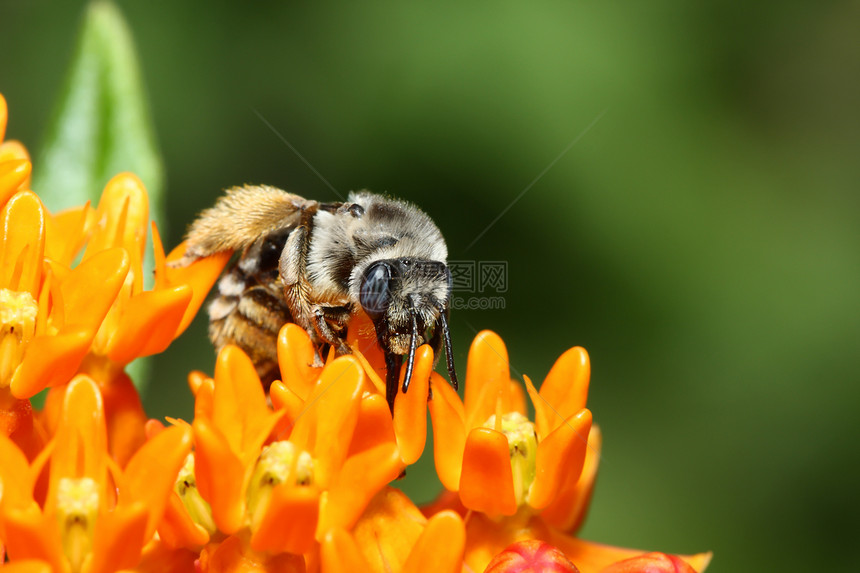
[208,229,296,388]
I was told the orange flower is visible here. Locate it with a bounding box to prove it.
[465,514,712,573]
[428,330,595,519]
[1,191,131,458]
[28,173,228,464]
[278,319,434,467]
[0,375,191,573]
[419,331,711,573]
[159,337,405,571]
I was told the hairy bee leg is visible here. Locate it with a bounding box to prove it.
[401,310,419,394]
[280,220,349,355]
[438,309,458,390]
[384,352,403,413]
[311,307,351,355]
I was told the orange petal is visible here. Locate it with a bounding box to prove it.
[212,345,273,455]
[0,139,31,162]
[346,310,386,381]
[2,505,65,571]
[145,419,165,439]
[205,534,307,573]
[88,503,149,573]
[277,324,321,401]
[539,347,590,433]
[548,535,712,573]
[418,489,466,520]
[106,285,193,363]
[350,488,426,573]
[463,512,554,572]
[84,172,149,264]
[0,161,31,208]
[163,241,231,337]
[464,331,510,429]
[427,372,466,492]
[187,370,211,397]
[61,246,130,332]
[0,141,32,198]
[459,427,517,516]
[318,443,405,534]
[291,355,364,484]
[97,370,147,466]
[0,560,52,573]
[269,380,305,440]
[158,491,211,549]
[509,379,527,416]
[350,346,386,395]
[320,529,373,573]
[528,409,592,511]
[249,484,320,554]
[134,539,199,573]
[123,424,193,538]
[393,344,433,465]
[542,425,602,533]
[401,510,466,573]
[44,203,93,266]
[347,392,396,457]
[10,328,91,398]
[0,190,44,294]
[47,376,107,507]
[194,377,215,421]
[599,551,703,573]
[192,418,245,534]
[0,93,6,141]
[151,222,168,291]
[0,390,38,458]
[0,432,33,510]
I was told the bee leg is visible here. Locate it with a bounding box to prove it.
[311,306,351,355]
[280,223,351,356]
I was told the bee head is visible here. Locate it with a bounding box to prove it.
[358,257,458,410]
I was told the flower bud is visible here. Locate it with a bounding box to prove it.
[484,539,579,573]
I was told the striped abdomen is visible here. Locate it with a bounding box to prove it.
[208,227,294,387]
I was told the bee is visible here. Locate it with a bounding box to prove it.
[173,185,458,411]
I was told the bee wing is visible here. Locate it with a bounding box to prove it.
[172,185,318,267]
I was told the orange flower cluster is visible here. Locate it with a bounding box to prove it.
[0,93,712,573]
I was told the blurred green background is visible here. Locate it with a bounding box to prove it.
[2,1,859,571]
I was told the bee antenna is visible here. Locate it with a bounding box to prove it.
[438,308,458,390]
[401,301,419,394]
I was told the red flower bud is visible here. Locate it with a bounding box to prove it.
[484,540,580,573]
[600,552,697,573]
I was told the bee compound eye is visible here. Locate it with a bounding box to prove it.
[360,261,393,321]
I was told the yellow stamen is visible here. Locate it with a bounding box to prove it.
[174,453,217,535]
[0,288,38,387]
[246,441,314,531]
[484,412,537,507]
[56,477,99,573]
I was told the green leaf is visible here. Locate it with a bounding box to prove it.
[33,0,163,211]
[33,0,165,395]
